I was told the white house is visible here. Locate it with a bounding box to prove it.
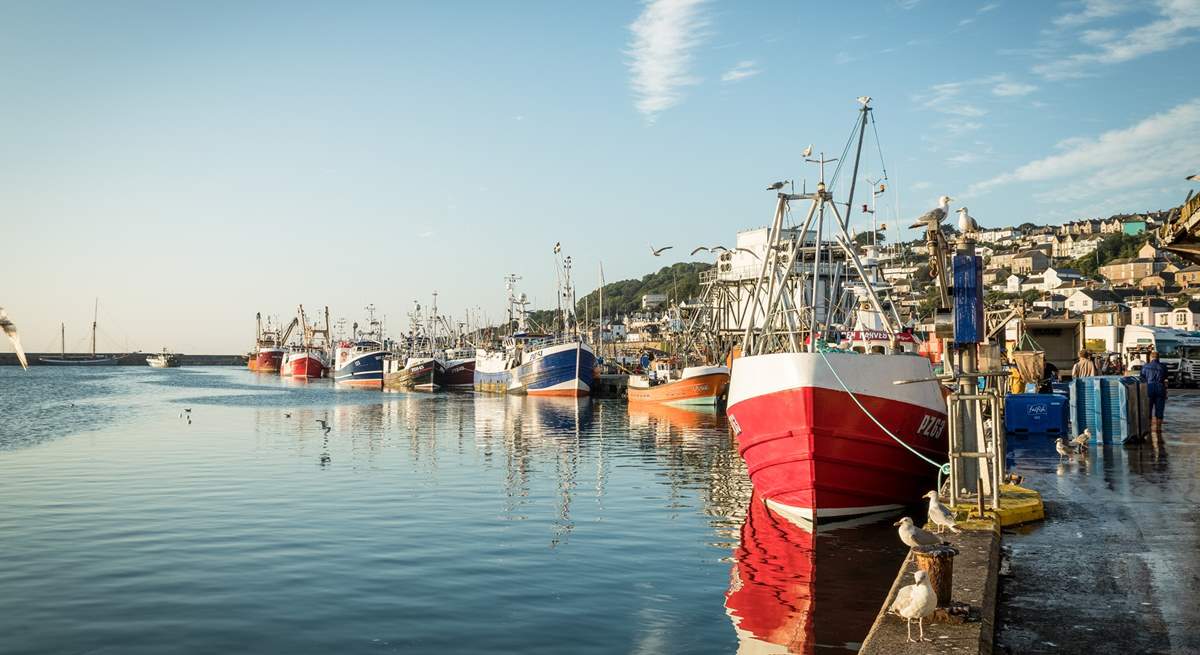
[1043,267,1085,291]
[1033,294,1067,311]
[1064,288,1122,313]
[1129,298,1173,326]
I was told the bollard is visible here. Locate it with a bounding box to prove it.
[912,544,960,608]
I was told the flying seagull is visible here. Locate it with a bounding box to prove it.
[690,246,709,255]
[924,490,960,534]
[894,516,944,548]
[1187,173,1198,181]
[910,195,952,229]
[802,144,813,158]
[956,207,979,233]
[734,247,761,260]
[889,570,937,643]
[766,181,787,191]
[0,307,29,370]
[650,245,673,256]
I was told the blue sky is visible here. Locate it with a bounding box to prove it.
[3,0,1198,353]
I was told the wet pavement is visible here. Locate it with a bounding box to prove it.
[996,389,1200,654]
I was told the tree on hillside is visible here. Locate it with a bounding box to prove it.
[574,262,713,319]
[1069,232,1146,276]
[853,231,886,246]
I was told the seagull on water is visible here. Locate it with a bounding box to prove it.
[889,570,937,642]
[894,516,944,548]
[650,245,673,256]
[956,207,979,233]
[910,195,952,229]
[0,308,29,371]
[924,490,961,534]
[1055,437,1074,460]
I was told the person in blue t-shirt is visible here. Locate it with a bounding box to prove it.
[1140,351,1169,437]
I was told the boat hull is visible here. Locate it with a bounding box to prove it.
[282,352,328,378]
[628,372,729,406]
[384,359,444,391]
[727,352,947,523]
[38,356,122,366]
[333,351,384,389]
[254,348,284,374]
[474,341,595,397]
[442,359,476,389]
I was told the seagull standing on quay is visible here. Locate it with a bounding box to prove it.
[956,207,979,233]
[1071,428,1091,453]
[910,195,952,229]
[889,570,937,643]
[0,308,29,370]
[924,490,961,534]
[894,516,944,548]
[1055,437,1074,460]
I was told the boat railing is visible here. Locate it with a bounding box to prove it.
[522,334,587,350]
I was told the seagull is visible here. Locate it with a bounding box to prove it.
[650,245,673,256]
[802,144,813,158]
[856,95,872,106]
[1188,173,1199,181]
[894,516,944,548]
[0,308,28,370]
[553,242,561,254]
[734,247,761,260]
[923,490,961,534]
[889,570,937,643]
[690,246,709,255]
[910,195,952,229]
[766,181,787,191]
[709,245,730,253]
[956,207,979,233]
[1071,428,1091,453]
[1055,437,1074,460]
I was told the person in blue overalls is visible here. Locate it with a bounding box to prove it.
[1140,351,1168,437]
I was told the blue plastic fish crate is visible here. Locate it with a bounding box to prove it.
[1005,393,1069,436]
[1068,376,1150,444]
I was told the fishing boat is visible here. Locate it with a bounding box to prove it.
[250,313,285,373]
[474,269,595,397]
[39,301,126,365]
[333,305,386,389]
[722,99,948,524]
[628,361,729,406]
[383,298,445,391]
[281,305,332,378]
[441,346,476,390]
[146,349,182,368]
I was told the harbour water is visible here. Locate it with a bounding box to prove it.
[0,367,905,654]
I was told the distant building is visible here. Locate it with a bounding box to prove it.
[1098,257,1167,286]
[1177,265,1200,287]
[641,293,668,310]
[1043,267,1084,290]
[1129,298,1174,326]
[1170,299,1200,331]
[1122,218,1148,236]
[1064,288,1122,313]
[1011,249,1050,274]
[1033,294,1067,311]
[1084,304,1130,327]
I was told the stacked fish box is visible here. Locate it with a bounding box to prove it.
[1004,393,1070,436]
[1068,376,1150,444]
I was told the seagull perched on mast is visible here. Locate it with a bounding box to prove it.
[910,195,953,229]
[650,245,673,256]
[956,207,979,233]
[0,307,29,370]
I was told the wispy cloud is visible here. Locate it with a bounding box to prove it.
[912,181,932,190]
[833,51,861,65]
[720,60,760,83]
[897,0,922,9]
[1052,0,1128,28]
[627,0,709,122]
[992,81,1037,96]
[1035,0,1200,80]
[968,97,1200,203]
[978,3,1000,13]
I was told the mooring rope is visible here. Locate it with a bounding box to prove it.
[817,349,952,485]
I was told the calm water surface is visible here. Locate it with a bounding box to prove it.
[0,367,904,654]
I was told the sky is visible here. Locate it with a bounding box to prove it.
[3,0,1198,354]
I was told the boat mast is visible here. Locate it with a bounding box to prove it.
[61,323,66,359]
[91,299,98,358]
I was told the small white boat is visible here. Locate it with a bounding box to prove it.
[147,349,182,368]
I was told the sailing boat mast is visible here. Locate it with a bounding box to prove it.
[61,323,66,359]
[91,299,98,358]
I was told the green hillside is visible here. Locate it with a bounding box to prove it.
[576,261,711,319]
